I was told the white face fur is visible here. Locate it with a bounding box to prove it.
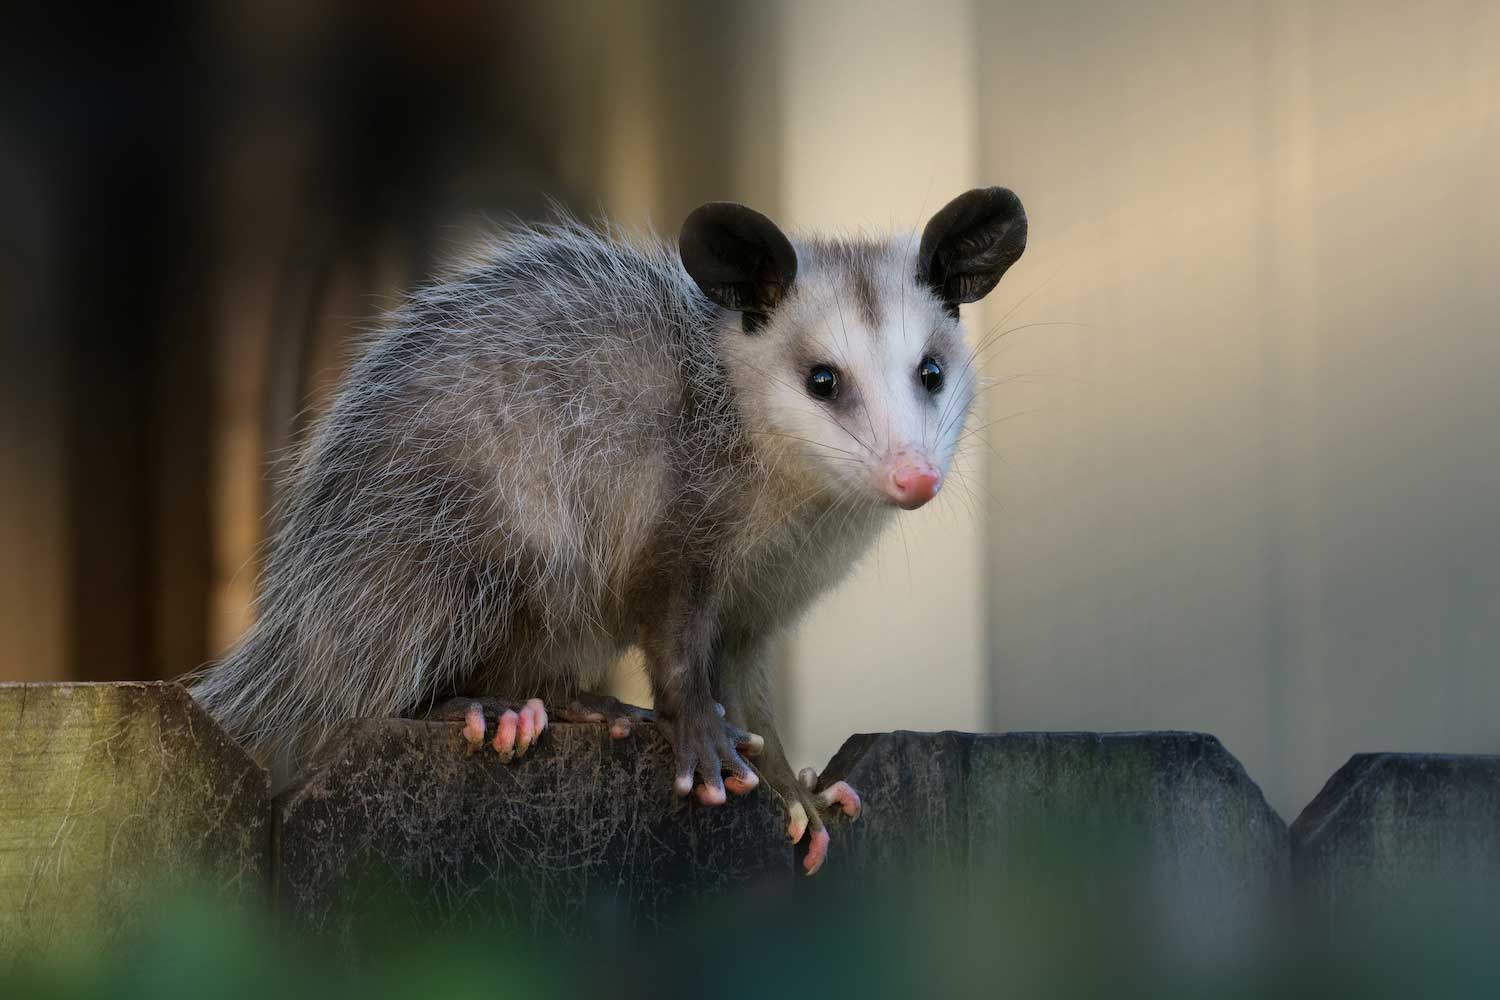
[723,240,974,510]
[680,188,1027,512]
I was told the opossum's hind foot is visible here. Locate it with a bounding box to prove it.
[427,697,549,763]
[552,692,654,740]
[799,766,862,820]
[780,766,861,876]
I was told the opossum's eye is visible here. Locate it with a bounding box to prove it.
[919,357,944,393]
[806,365,839,401]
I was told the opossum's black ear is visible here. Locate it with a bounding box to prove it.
[680,202,798,332]
[918,187,1027,316]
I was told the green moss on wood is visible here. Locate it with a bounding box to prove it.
[0,682,271,955]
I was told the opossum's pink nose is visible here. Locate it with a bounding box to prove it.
[887,461,941,510]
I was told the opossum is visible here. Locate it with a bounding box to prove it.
[190,187,1027,874]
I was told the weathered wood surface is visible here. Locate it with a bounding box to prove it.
[6,679,1499,962]
[276,718,792,939]
[0,682,271,953]
[817,730,1289,953]
[1291,753,1500,936]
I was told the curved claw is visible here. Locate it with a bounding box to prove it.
[513,698,547,757]
[735,729,765,757]
[803,826,831,875]
[724,771,760,796]
[605,700,651,740]
[461,704,486,754]
[492,709,519,762]
[786,800,809,845]
[690,749,759,804]
[780,768,857,875]
[516,708,535,756]
[695,781,728,806]
[817,780,861,820]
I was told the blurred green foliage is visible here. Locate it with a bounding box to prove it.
[5,824,1497,1000]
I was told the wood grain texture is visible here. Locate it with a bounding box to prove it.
[1292,752,1500,940]
[0,682,270,954]
[277,718,793,941]
[818,730,1289,955]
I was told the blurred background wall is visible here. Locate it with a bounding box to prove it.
[1,0,1495,819]
[977,1,1500,817]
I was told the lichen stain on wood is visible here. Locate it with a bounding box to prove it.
[0,682,271,954]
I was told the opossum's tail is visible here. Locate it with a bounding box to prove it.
[186,621,312,777]
[185,535,516,782]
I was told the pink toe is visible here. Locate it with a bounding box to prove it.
[527,698,548,733]
[609,719,631,739]
[803,827,831,875]
[493,710,518,759]
[821,780,862,819]
[461,704,485,752]
[516,708,536,755]
[724,772,759,795]
[695,782,727,806]
[787,802,809,844]
[673,773,694,797]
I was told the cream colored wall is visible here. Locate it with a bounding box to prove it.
[772,0,990,775]
[977,0,1500,818]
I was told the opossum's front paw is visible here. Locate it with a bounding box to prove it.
[429,697,549,763]
[553,692,653,740]
[659,703,763,806]
[775,766,861,876]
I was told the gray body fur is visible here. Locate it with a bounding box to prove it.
[195,223,886,761]
[191,188,1026,839]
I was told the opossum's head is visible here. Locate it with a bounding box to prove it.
[681,188,1027,510]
